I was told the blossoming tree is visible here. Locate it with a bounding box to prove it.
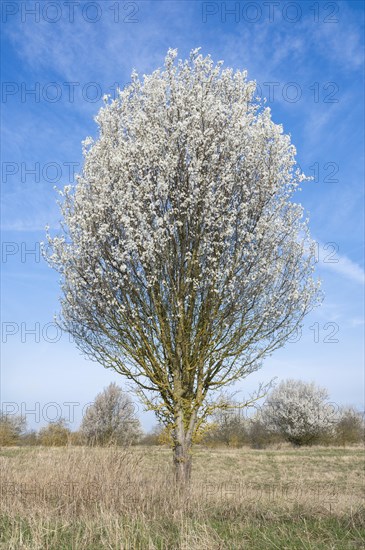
[46,49,321,483]
[81,383,142,446]
[261,379,336,445]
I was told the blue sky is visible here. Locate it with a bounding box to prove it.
[1,0,364,432]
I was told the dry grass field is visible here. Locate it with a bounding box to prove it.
[0,445,364,549]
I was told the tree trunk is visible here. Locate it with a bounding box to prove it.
[173,439,192,484]
[172,411,193,485]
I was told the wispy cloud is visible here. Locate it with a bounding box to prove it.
[320,252,364,285]
[350,317,365,328]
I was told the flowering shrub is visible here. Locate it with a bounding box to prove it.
[262,380,337,446]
